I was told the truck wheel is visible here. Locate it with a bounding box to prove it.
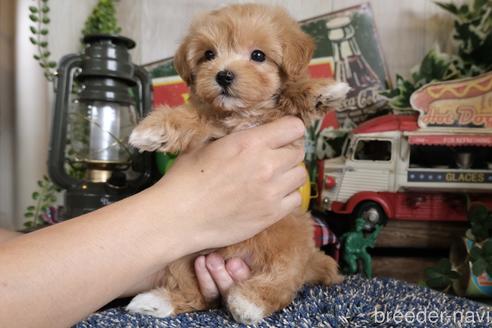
[354,201,387,227]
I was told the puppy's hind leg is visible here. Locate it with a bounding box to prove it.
[126,258,213,318]
[126,285,212,318]
[126,288,175,318]
[225,272,302,325]
[304,251,344,285]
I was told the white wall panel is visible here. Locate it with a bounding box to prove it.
[118,0,463,81]
[3,0,465,228]
[0,0,16,229]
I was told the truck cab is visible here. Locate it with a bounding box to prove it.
[320,115,412,224]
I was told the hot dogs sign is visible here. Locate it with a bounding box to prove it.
[410,71,492,130]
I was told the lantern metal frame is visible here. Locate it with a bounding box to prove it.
[49,34,155,219]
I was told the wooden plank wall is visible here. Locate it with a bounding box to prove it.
[372,220,467,282]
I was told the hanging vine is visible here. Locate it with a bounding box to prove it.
[28,0,57,81]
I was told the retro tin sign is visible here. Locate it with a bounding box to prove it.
[143,3,391,126]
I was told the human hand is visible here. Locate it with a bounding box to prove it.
[194,253,251,302]
[149,116,306,252]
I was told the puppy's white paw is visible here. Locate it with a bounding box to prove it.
[129,128,168,153]
[126,290,174,318]
[227,289,265,325]
[316,82,351,108]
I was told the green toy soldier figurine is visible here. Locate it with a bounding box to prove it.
[341,218,383,278]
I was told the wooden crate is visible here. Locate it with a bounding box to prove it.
[371,220,467,283]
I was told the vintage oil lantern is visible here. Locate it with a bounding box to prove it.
[49,34,155,219]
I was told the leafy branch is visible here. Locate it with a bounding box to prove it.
[469,239,492,277]
[383,0,492,110]
[24,175,60,229]
[467,203,492,242]
[28,0,57,81]
[424,258,461,291]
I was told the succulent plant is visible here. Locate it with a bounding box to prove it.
[82,0,122,38]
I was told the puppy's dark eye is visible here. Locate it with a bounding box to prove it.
[204,50,215,61]
[250,50,265,62]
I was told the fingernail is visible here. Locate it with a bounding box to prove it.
[206,253,224,271]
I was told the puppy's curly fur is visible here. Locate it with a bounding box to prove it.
[127,4,348,324]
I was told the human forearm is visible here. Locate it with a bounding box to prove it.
[0,228,21,243]
[0,117,305,328]
[0,186,190,328]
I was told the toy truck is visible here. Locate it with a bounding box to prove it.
[318,72,492,225]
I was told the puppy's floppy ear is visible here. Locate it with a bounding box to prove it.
[281,25,315,78]
[174,38,193,85]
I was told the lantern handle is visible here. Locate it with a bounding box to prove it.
[48,54,82,190]
[131,65,154,189]
[134,65,152,117]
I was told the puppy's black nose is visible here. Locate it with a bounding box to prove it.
[216,70,235,87]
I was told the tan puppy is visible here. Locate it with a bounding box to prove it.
[127,4,348,324]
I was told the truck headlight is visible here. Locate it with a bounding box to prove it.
[322,197,331,209]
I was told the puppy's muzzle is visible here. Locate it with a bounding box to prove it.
[216,70,235,88]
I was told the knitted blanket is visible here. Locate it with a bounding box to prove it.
[76,275,491,327]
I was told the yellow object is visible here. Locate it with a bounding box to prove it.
[299,164,311,212]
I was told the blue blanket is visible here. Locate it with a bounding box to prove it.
[76,275,490,327]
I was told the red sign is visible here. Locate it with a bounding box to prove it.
[410,71,492,129]
[408,134,492,146]
[307,57,334,79]
[152,76,189,107]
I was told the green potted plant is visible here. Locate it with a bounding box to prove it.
[424,203,492,297]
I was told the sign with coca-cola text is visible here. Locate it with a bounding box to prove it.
[410,71,492,130]
[301,3,391,125]
[143,3,391,126]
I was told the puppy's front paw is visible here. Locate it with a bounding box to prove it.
[129,126,169,153]
[315,82,351,110]
[226,289,265,325]
[126,290,174,318]
[129,108,184,153]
